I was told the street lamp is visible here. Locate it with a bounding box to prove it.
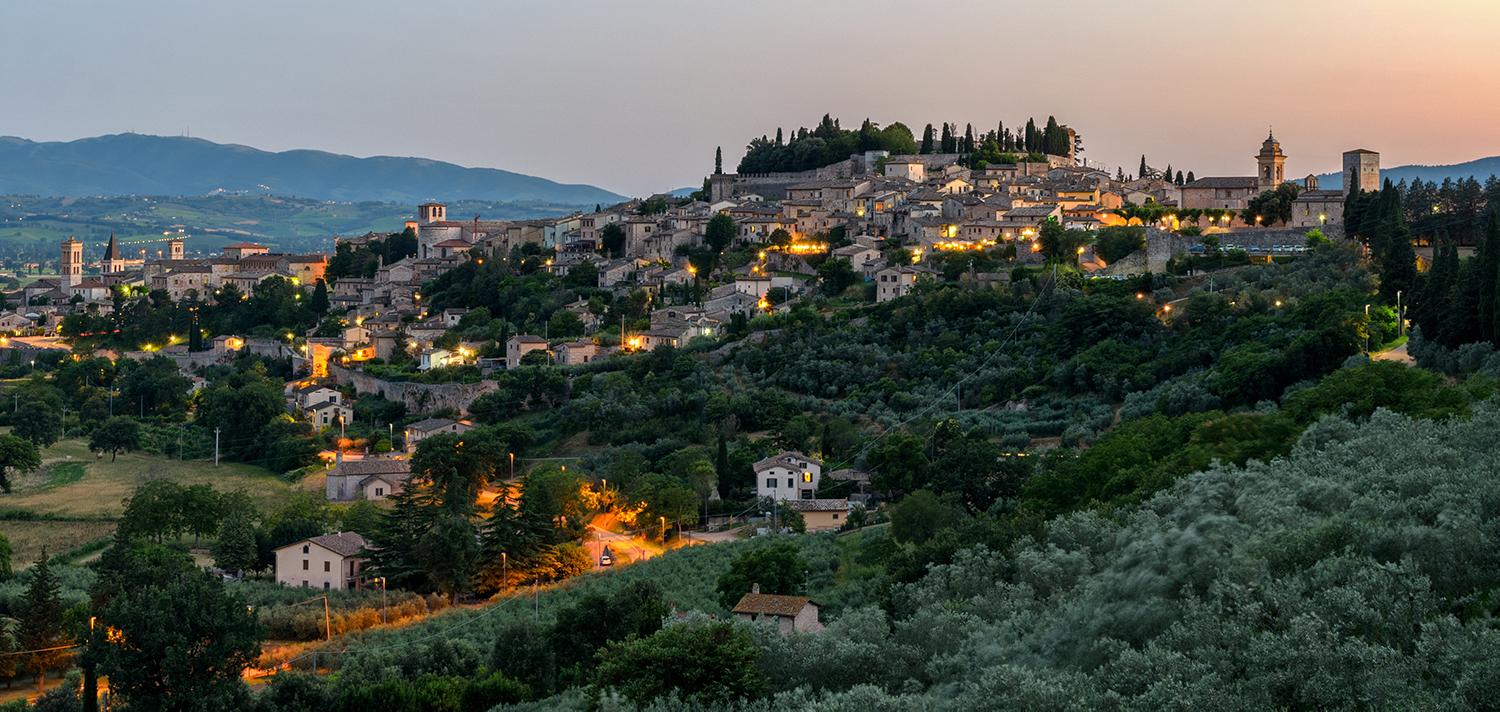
[1365,304,1371,353]
[1396,291,1404,338]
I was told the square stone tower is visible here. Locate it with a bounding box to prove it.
[169,238,184,261]
[60,237,83,287]
[417,203,447,224]
[1342,149,1380,196]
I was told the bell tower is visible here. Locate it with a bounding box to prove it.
[60,237,83,287]
[1256,131,1286,191]
[169,237,184,261]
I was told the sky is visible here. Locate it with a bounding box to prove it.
[3,0,1499,198]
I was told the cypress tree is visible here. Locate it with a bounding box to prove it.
[1139,156,1149,180]
[1414,233,1458,339]
[963,124,974,153]
[1025,118,1038,152]
[1186,171,1195,183]
[714,147,722,175]
[920,124,934,154]
[715,435,730,499]
[19,552,71,691]
[1176,171,1185,186]
[775,128,783,146]
[1381,216,1418,304]
[940,124,953,153]
[1445,256,1486,347]
[1163,164,1173,184]
[309,278,329,313]
[1479,210,1500,343]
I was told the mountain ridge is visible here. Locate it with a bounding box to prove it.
[1314,155,1500,189]
[0,133,626,205]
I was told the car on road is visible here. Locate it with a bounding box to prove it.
[599,546,614,566]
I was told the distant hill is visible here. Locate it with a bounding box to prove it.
[1316,156,1500,190]
[0,134,626,205]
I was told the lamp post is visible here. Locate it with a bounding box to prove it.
[660,516,667,545]
[1396,291,1404,338]
[1365,304,1371,353]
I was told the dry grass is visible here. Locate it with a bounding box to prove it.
[0,437,296,519]
[0,520,117,569]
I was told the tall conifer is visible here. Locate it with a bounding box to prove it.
[1479,209,1500,343]
[19,553,71,690]
[920,124,934,154]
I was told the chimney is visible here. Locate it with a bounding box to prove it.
[336,451,343,464]
[751,583,760,594]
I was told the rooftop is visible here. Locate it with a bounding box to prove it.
[733,592,817,617]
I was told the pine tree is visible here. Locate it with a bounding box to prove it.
[19,553,71,691]
[920,124,934,155]
[714,147,722,175]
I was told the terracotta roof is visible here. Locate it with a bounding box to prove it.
[784,499,849,512]
[435,239,472,248]
[223,242,266,249]
[306,532,367,558]
[753,451,819,474]
[733,593,816,616]
[510,335,548,344]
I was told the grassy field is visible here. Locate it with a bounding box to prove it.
[0,520,116,569]
[0,436,297,520]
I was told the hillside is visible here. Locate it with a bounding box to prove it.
[0,134,625,205]
[1316,154,1500,189]
[0,194,588,259]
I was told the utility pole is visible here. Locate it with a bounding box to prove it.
[214,427,221,467]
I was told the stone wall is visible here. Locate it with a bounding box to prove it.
[327,364,499,415]
[710,158,862,200]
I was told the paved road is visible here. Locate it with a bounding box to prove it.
[585,524,651,571]
[1372,342,1415,365]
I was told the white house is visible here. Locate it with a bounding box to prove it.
[875,266,920,303]
[295,384,341,409]
[754,451,822,501]
[307,401,349,428]
[274,532,368,590]
[404,417,475,454]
